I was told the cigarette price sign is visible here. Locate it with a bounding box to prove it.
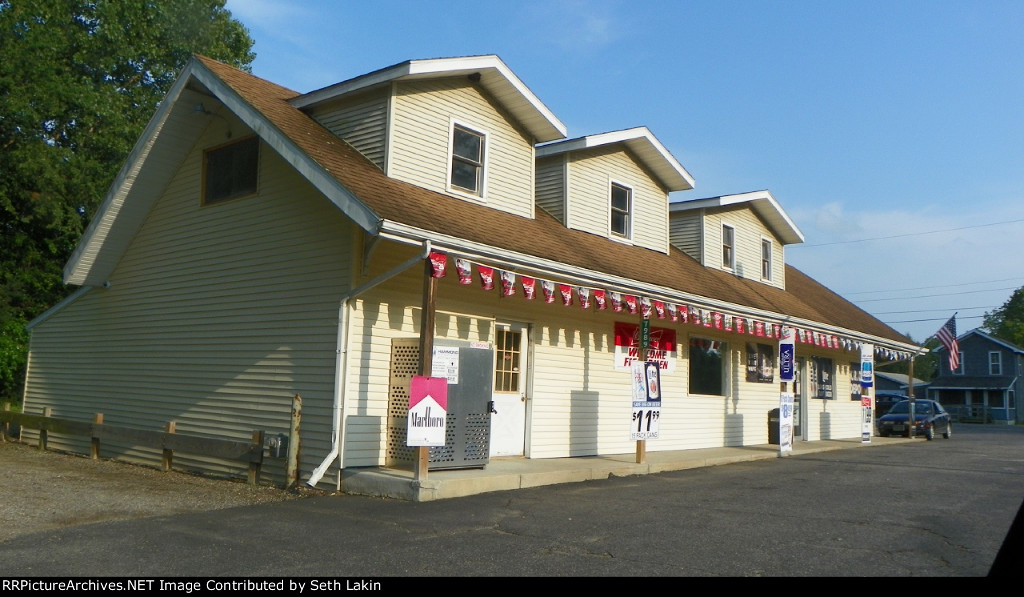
[630,361,662,440]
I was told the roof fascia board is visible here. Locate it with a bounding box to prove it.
[189,64,382,235]
[377,220,919,353]
[969,330,1024,354]
[63,60,200,285]
[26,286,93,330]
[537,127,695,191]
[669,190,805,244]
[290,55,567,142]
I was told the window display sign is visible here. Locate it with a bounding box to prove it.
[745,343,775,383]
[407,376,448,447]
[630,361,661,440]
[614,322,676,372]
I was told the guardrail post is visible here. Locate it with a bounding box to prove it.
[249,429,264,485]
[1,402,9,442]
[91,413,104,459]
[162,421,176,472]
[39,407,52,450]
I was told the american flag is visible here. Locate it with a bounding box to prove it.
[935,314,960,371]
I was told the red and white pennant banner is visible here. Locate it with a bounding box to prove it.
[430,252,858,352]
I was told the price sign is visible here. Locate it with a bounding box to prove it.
[630,361,661,440]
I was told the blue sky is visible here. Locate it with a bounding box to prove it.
[224,0,1024,344]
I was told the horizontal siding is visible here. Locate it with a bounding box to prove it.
[704,207,785,288]
[668,212,702,261]
[308,90,389,169]
[23,125,354,486]
[389,77,535,218]
[534,156,565,224]
[565,146,669,253]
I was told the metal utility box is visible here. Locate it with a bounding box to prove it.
[387,339,493,470]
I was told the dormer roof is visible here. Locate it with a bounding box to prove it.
[290,55,567,143]
[536,126,695,192]
[669,190,805,245]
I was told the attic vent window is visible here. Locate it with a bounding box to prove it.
[450,125,485,195]
[722,224,735,270]
[203,136,259,205]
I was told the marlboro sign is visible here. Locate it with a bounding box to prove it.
[407,376,448,447]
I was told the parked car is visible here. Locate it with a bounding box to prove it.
[874,392,908,418]
[876,399,952,440]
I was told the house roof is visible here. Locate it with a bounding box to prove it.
[535,127,695,192]
[289,55,567,143]
[62,55,918,351]
[928,376,1017,391]
[669,190,805,245]
[874,371,929,387]
[932,328,1024,355]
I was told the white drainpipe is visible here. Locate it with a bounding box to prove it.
[307,240,431,488]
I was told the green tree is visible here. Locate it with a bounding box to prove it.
[983,286,1024,347]
[0,0,255,401]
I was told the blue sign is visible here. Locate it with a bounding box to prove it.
[779,342,795,382]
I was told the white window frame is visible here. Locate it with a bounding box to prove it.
[761,238,773,281]
[722,224,735,270]
[953,352,964,375]
[609,180,633,241]
[447,121,487,199]
[989,351,1002,375]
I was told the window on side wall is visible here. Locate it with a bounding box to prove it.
[689,337,727,396]
[761,238,773,280]
[722,224,735,270]
[203,136,259,205]
[952,352,964,375]
[989,351,1002,375]
[450,124,485,195]
[610,183,632,239]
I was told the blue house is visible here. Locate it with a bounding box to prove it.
[928,329,1023,424]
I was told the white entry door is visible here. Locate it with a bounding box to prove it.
[490,324,528,457]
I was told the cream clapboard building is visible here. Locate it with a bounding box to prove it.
[22,55,921,489]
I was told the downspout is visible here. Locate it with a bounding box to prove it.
[307,240,432,488]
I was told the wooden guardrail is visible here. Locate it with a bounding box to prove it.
[1,403,265,484]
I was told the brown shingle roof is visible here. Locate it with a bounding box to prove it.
[195,55,914,347]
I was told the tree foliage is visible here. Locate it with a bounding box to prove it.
[0,0,255,400]
[983,286,1024,348]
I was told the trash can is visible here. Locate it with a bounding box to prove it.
[768,408,780,445]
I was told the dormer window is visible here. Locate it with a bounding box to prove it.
[722,224,735,269]
[610,183,632,239]
[761,238,773,280]
[450,124,485,195]
[203,136,259,205]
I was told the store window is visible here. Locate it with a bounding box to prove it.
[690,337,727,396]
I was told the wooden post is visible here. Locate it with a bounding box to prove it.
[636,314,648,464]
[415,258,437,481]
[91,413,104,459]
[162,421,176,471]
[286,394,302,491]
[1,402,9,442]
[249,429,264,485]
[38,407,52,451]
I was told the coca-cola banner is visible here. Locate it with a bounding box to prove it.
[428,251,447,278]
[521,276,536,299]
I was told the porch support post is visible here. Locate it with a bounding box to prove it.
[415,258,437,481]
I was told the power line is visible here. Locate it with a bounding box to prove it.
[871,306,996,315]
[884,314,986,325]
[854,286,1020,303]
[844,277,1024,297]
[795,217,1024,247]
